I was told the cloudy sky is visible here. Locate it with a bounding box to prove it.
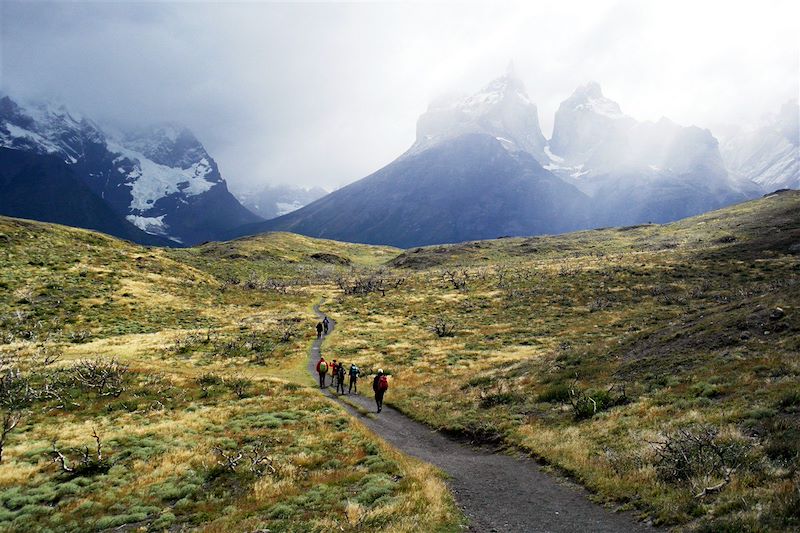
[1,0,798,192]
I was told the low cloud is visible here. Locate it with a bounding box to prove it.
[2,1,797,191]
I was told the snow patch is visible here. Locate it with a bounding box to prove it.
[575,97,626,119]
[126,214,168,235]
[109,142,216,212]
[276,201,304,216]
[1,123,63,155]
[544,146,564,163]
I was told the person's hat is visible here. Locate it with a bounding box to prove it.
[378,368,383,374]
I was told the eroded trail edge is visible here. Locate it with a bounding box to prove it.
[308,304,656,533]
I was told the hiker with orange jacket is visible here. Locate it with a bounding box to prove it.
[372,369,389,413]
[316,356,328,388]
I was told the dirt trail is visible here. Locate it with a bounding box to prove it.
[308,305,656,533]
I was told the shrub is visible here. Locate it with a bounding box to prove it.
[652,425,752,497]
[430,318,455,338]
[537,383,571,403]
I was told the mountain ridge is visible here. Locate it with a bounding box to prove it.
[0,95,261,245]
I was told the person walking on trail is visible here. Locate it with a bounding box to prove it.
[330,360,339,390]
[323,317,330,334]
[316,356,328,388]
[316,322,323,338]
[348,363,360,394]
[336,362,346,394]
[373,369,389,413]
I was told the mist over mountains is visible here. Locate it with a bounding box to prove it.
[1,70,797,248]
[233,71,796,247]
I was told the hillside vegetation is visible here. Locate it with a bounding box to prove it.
[323,191,800,531]
[1,191,798,532]
[0,218,459,532]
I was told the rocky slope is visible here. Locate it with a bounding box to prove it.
[719,99,799,191]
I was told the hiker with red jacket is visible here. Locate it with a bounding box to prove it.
[330,360,339,390]
[372,369,388,413]
[316,356,328,388]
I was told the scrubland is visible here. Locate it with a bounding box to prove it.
[324,191,800,531]
[0,220,459,532]
[1,191,798,531]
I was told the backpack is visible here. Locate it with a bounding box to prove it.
[377,375,389,392]
[349,365,359,377]
[319,361,328,373]
[337,365,345,379]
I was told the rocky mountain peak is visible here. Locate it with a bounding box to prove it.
[411,69,547,161]
[121,123,211,170]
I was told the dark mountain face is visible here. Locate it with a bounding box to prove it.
[230,134,590,248]
[0,148,170,246]
[0,96,260,246]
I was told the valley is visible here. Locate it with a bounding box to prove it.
[0,190,797,531]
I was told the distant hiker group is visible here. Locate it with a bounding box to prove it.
[315,356,361,394]
[316,317,330,338]
[314,315,388,413]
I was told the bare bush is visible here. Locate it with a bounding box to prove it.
[247,439,277,476]
[442,268,469,291]
[227,375,253,399]
[650,425,751,498]
[71,358,128,397]
[215,439,277,476]
[430,317,456,338]
[0,355,34,463]
[214,446,243,472]
[276,319,298,343]
[335,269,405,296]
[51,428,110,475]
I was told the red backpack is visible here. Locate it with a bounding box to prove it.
[377,375,389,392]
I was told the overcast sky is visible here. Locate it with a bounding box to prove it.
[1,0,798,192]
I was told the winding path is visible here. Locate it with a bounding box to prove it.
[309,305,656,533]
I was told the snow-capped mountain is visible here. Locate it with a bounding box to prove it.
[409,65,548,161]
[227,73,768,246]
[234,184,328,220]
[719,100,799,191]
[543,83,760,225]
[0,95,260,245]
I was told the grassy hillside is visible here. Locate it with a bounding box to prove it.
[323,191,800,531]
[0,219,460,532]
[1,191,798,531]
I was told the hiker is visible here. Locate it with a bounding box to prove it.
[330,360,339,389]
[316,356,328,388]
[316,322,323,338]
[336,362,346,394]
[348,363,360,394]
[372,369,388,413]
[323,316,330,334]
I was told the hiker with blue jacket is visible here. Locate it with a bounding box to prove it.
[348,363,360,394]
